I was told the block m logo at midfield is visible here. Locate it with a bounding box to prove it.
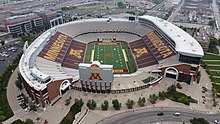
[89,73,102,80]
[133,47,148,57]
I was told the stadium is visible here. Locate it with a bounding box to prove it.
[19,15,204,110]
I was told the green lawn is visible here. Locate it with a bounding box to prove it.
[204,61,220,65]
[0,90,14,121]
[86,42,136,73]
[207,66,220,70]
[208,71,220,76]
[93,42,126,69]
[121,43,136,73]
[203,53,220,60]
[142,76,155,84]
[85,43,94,63]
[202,53,220,93]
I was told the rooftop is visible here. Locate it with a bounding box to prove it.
[5,13,41,24]
[140,15,204,58]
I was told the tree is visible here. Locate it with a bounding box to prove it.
[138,97,146,107]
[11,119,34,124]
[15,79,23,90]
[208,20,215,28]
[117,2,124,8]
[126,99,135,109]
[0,115,6,121]
[158,91,166,100]
[148,94,158,104]
[11,119,24,124]
[101,100,109,110]
[70,98,84,115]
[190,118,209,124]
[176,83,182,89]
[86,100,96,110]
[24,119,34,124]
[29,101,36,111]
[112,99,121,110]
[167,85,176,93]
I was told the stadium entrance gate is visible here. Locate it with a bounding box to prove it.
[165,67,178,80]
[60,80,71,95]
[177,73,192,84]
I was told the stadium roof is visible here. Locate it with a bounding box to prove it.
[139,15,204,58]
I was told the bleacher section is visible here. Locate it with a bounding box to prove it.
[129,39,158,68]
[58,19,153,38]
[62,40,86,69]
[38,32,87,69]
[143,32,176,61]
[38,32,72,63]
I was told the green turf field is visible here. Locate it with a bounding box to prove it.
[85,42,136,73]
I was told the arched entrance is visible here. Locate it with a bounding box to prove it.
[164,67,178,80]
[60,80,71,96]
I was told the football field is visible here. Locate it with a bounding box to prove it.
[85,42,136,73]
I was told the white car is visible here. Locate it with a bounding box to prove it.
[173,112,181,116]
[214,120,220,124]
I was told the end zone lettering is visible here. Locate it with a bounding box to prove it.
[114,70,124,73]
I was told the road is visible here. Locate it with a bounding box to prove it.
[167,0,185,22]
[97,108,220,124]
[212,0,220,28]
[147,0,167,15]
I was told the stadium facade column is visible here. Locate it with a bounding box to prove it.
[109,81,112,91]
[95,81,97,92]
[34,93,39,105]
[39,90,46,109]
[80,79,83,88]
[85,80,88,92]
[105,81,107,93]
[30,93,34,101]
[90,81,93,91]
[100,81,102,93]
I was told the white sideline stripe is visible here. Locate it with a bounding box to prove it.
[122,49,128,62]
[90,50,94,62]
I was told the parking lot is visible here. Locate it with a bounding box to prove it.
[0,41,23,74]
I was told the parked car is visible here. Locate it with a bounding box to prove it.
[0,58,5,61]
[173,112,181,116]
[157,112,164,116]
[214,120,220,124]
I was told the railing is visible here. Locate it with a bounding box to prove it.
[71,76,163,94]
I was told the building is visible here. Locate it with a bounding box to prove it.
[194,26,212,52]
[34,10,63,28]
[4,13,43,36]
[19,16,203,110]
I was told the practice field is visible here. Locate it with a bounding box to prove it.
[85,42,136,73]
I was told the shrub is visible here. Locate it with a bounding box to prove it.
[0,115,6,121]
[158,91,166,100]
[126,99,135,109]
[86,100,96,110]
[148,94,158,104]
[112,99,121,110]
[190,117,209,124]
[176,83,182,89]
[138,97,146,107]
[61,98,84,124]
[101,100,109,110]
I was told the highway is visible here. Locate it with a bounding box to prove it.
[97,108,220,124]
[167,0,185,22]
[147,0,167,15]
[213,0,220,31]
